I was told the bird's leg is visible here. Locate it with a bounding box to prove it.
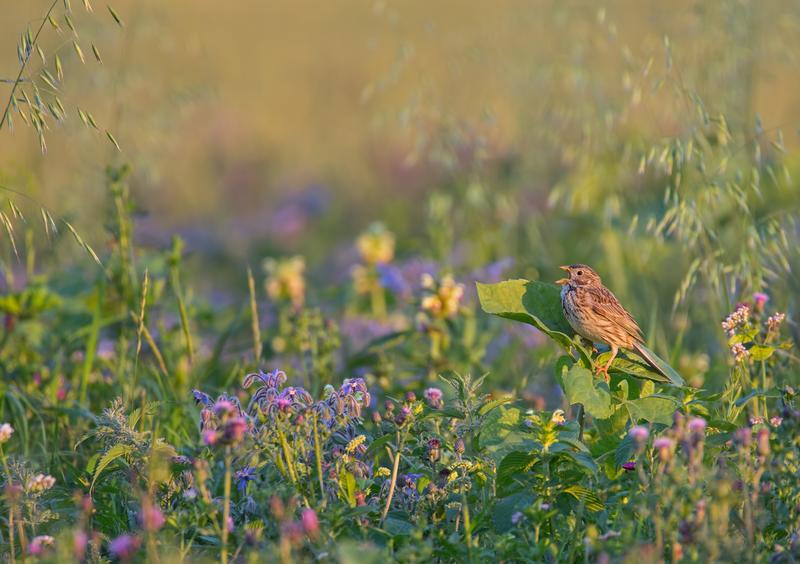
[595,344,618,383]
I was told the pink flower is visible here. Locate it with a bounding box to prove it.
[301,508,320,538]
[139,501,165,532]
[27,535,54,556]
[653,437,675,461]
[753,292,769,310]
[423,388,443,408]
[213,399,236,417]
[109,534,140,561]
[73,530,88,560]
[628,425,649,443]
[202,428,219,446]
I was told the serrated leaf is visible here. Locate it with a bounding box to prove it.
[90,443,133,493]
[562,485,604,511]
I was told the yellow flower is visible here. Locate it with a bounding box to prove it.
[356,223,395,265]
[346,434,366,454]
[551,409,566,425]
[420,274,464,319]
[375,467,391,478]
[264,256,306,307]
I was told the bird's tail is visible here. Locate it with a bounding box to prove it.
[633,342,685,387]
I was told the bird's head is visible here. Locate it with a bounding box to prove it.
[555,264,601,287]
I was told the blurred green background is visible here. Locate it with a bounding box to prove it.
[2,0,799,252]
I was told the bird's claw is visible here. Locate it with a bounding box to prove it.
[595,364,610,383]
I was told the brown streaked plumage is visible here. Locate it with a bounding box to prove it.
[555,264,665,381]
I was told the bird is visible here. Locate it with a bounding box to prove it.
[555,264,667,382]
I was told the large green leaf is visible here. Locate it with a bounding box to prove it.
[562,365,613,419]
[477,279,591,365]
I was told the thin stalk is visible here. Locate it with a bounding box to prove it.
[0,0,60,131]
[312,414,325,505]
[1,447,14,564]
[247,267,262,362]
[380,431,403,524]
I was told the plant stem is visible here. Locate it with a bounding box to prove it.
[221,448,232,564]
[312,414,325,505]
[1,447,14,564]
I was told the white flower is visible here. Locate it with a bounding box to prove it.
[26,474,56,493]
[0,423,14,444]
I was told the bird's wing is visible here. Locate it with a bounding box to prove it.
[585,286,644,343]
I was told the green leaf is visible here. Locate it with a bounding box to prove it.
[562,365,613,419]
[562,485,604,511]
[90,444,133,493]
[748,344,775,362]
[497,451,537,493]
[493,492,536,533]
[479,406,536,463]
[623,395,679,425]
[477,279,592,365]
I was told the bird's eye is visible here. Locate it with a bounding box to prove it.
[577,270,583,276]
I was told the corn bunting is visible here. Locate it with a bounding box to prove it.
[556,264,666,381]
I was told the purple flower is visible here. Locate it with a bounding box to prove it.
[653,437,675,461]
[622,461,636,471]
[213,399,236,417]
[511,511,524,525]
[424,388,443,409]
[109,534,140,561]
[753,292,769,311]
[688,417,707,434]
[192,390,213,406]
[236,466,256,493]
[377,263,410,296]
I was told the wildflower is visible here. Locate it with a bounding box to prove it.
[138,501,165,532]
[202,429,219,447]
[220,416,248,445]
[770,416,783,427]
[427,438,441,463]
[688,417,707,435]
[0,423,13,444]
[405,391,417,403]
[345,435,367,454]
[721,304,750,336]
[377,263,409,296]
[371,411,382,424]
[375,467,391,478]
[622,461,636,471]
[753,292,769,311]
[539,502,551,510]
[213,399,237,417]
[653,437,675,462]
[420,275,464,319]
[354,490,367,506]
[300,509,320,539]
[424,387,443,409]
[264,256,306,307]
[356,223,395,265]
[454,437,465,455]
[109,534,140,561]
[28,535,54,556]
[281,521,304,545]
[551,409,566,425]
[730,342,749,363]
[628,425,649,444]
[26,473,56,493]
[236,467,256,493]
[511,511,524,525]
[767,312,786,333]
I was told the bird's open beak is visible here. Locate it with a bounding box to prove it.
[555,266,569,285]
